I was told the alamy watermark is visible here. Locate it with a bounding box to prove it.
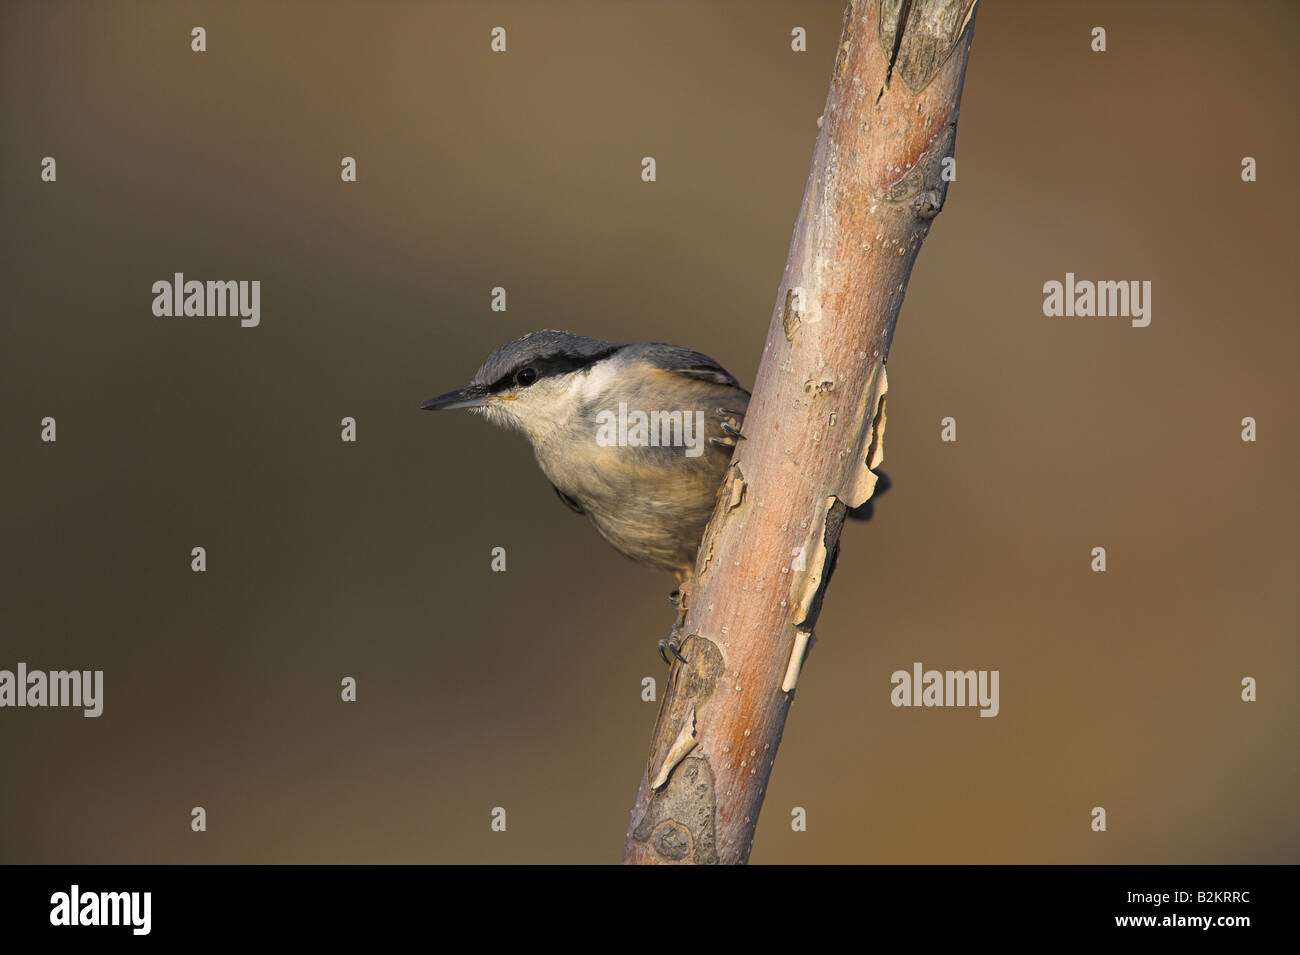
[0,663,103,717]
[595,403,706,457]
[152,272,260,327]
[1042,272,1151,327]
[50,885,150,935]
[891,662,999,717]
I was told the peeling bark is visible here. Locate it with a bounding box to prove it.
[623,0,979,864]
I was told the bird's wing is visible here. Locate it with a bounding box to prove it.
[647,345,749,394]
[552,484,586,515]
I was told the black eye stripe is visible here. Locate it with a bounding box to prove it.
[487,347,619,393]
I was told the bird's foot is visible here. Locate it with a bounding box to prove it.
[659,591,689,665]
[709,408,747,449]
[658,629,688,666]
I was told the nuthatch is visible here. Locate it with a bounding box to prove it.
[422,330,749,662]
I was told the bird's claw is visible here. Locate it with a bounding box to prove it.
[658,635,688,666]
[659,602,689,665]
[709,407,746,448]
[720,420,745,439]
[659,581,692,663]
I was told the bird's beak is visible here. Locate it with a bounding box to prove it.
[421,384,491,411]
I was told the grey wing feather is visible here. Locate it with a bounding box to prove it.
[638,343,749,394]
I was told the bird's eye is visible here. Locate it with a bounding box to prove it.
[515,367,538,386]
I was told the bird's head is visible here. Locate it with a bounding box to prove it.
[421,330,621,438]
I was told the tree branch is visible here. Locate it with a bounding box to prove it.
[622,0,979,864]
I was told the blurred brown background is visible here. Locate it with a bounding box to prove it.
[0,0,1295,864]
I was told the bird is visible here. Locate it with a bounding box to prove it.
[421,330,749,662]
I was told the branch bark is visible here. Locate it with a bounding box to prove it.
[621,0,979,864]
